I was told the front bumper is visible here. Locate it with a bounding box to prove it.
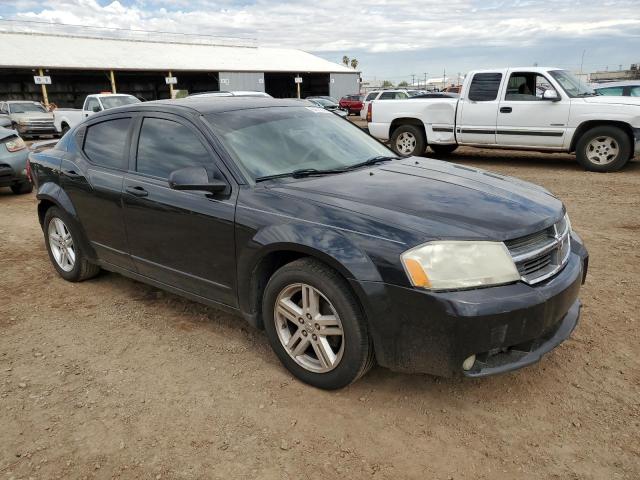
[350,234,588,377]
[0,149,29,186]
[16,124,57,137]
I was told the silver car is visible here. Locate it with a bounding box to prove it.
[0,127,32,194]
[0,101,57,138]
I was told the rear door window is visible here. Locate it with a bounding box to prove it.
[136,117,211,179]
[83,118,132,170]
[596,86,625,96]
[468,73,503,101]
[365,92,378,101]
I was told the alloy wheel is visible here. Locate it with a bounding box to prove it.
[48,217,76,272]
[274,283,345,373]
[586,136,619,165]
[395,132,416,155]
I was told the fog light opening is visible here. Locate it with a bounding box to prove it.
[462,354,476,371]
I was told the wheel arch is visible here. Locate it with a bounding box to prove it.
[238,225,384,330]
[570,120,634,153]
[389,117,427,141]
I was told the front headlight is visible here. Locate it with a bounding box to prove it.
[401,241,520,290]
[5,136,26,152]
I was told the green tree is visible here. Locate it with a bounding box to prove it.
[398,80,408,87]
[342,55,350,66]
[382,80,394,88]
[350,58,359,69]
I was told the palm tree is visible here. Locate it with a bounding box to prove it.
[342,55,350,66]
[350,58,359,69]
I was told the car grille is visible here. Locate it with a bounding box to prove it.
[505,217,571,285]
[25,120,54,127]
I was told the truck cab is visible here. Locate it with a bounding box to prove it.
[54,94,140,134]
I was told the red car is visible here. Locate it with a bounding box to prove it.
[339,94,364,115]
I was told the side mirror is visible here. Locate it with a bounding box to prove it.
[542,89,561,102]
[168,166,227,194]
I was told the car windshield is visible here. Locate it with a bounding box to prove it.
[205,106,393,180]
[549,70,597,97]
[100,96,141,109]
[10,102,46,113]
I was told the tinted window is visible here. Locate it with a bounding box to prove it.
[86,98,101,112]
[365,92,378,101]
[631,86,640,97]
[136,118,211,179]
[468,73,502,101]
[596,86,625,96]
[379,92,407,100]
[83,118,131,169]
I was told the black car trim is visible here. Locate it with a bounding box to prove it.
[457,128,496,135]
[457,128,564,137]
[132,254,233,291]
[432,127,454,132]
[238,204,407,245]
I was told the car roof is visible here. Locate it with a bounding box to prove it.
[6,100,41,103]
[106,97,305,115]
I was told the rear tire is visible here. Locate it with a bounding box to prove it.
[575,126,631,172]
[390,124,426,157]
[11,182,33,194]
[430,144,458,155]
[61,123,70,135]
[262,258,374,389]
[43,207,100,282]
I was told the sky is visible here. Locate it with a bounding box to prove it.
[0,0,638,82]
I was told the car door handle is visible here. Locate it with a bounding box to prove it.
[500,107,512,113]
[62,169,82,179]
[125,185,149,197]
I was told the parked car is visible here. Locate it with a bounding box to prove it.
[29,97,588,389]
[367,67,640,172]
[339,94,364,115]
[592,81,640,97]
[306,97,348,117]
[307,95,339,103]
[0,101,56,138]
[188,91,272,98]
[360,90,411,120]
[53,94,140,134]
[443,85,462,94]
[0,127,31,194]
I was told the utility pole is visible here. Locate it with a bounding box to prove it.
[580,49,586,75]
[109,70,117,94]
[411,74,415,87]
[168,70,174,98]
[38,68,49,108]
[442,68,446,90]
[423,72,427,89]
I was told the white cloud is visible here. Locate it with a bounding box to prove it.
[5,0,639,54]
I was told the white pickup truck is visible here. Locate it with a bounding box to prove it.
[54,93,140,134]
[367,67,640,172]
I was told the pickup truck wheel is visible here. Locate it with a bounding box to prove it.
[11,181,33,194]
[430,144,458,155]
[576,126,631,172]
[390,125,426,157]
[262,258,374,389]
[61,123,70,135]
[43,207,100,282]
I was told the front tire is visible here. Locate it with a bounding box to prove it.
[262,258,374,389]
[11,181,33,194]
[390,125,426,157]
[43,207,100,282]
[430,144,458,155]
[575,126,631,172]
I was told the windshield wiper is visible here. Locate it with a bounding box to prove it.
[255,168,346,182]
[341,155,401,171]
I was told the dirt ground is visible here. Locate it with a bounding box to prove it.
[1,146,639,480]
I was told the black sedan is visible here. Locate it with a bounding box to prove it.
[28,97,588,389]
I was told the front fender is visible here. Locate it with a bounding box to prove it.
[236,221,384,323]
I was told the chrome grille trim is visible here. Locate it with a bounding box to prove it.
[505,217,571,285]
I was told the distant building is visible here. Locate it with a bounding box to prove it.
[590,63,640,83]
[0,20,360,107]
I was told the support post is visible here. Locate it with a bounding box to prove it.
[38,68,49,108]
[109,70,117,93]
[296,76,301,99]
[168,70,175,99]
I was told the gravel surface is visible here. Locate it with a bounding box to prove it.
[1,147,639,479]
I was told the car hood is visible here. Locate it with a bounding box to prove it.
[270,158,564,242]
[582,96,640,107]
[11,112,54,122]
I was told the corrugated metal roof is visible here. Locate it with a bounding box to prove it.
[0,32,356,74]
